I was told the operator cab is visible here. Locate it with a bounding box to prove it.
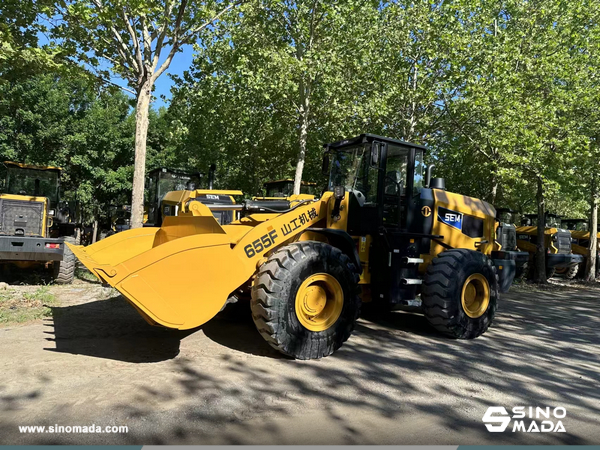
[3,162,60,203]
[523,212,562,229]
[323,134,433,308]
[264,179,317,198]
[561,218,588,232]
[325,134,428,235]
[145,168,203,226]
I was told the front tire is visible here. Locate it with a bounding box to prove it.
[251,241,360,359]
[422,249,498,339]
[565,264,579,280]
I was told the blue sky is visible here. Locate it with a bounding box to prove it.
[38,32,197,108]
[153,44,196,108]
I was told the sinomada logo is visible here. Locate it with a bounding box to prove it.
[482,406,567,433]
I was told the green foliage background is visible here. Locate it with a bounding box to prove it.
[1,0,599,223]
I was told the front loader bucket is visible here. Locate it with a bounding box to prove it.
[68,216,250,330]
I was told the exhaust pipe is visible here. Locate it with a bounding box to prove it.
[425,164,435,188]
[208,164,216,190]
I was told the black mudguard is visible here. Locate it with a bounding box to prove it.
[547,253,584,268]
[491,250,527,293]
[307,228,362,274]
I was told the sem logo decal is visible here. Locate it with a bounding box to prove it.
[421,206,432,217]
[438,207,463,230]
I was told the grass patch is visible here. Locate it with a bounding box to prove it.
[511,277,600,293]
[75,266,100,283]
[0,286,57,325]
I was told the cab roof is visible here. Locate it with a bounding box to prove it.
[148,167,200,178]
[265,179,317,186]
[324,134,428,151]
[4,161,62,172]
[496,207,515,213]
[525,213,561,219]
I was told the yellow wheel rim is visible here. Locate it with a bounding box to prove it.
[461,273,490,319]
[295,273,344,332]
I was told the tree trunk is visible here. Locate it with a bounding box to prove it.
[130,80,153,228]
[293,80,310,196]
[586,174,598,281]
[534,177,547,283]
[490,170,498,205]
[92,220,98,244]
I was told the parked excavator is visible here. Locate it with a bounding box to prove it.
[68,134,523,359]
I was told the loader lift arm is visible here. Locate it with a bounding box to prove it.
[68,196,332,330]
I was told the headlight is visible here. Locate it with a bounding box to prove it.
[48,209,55,216]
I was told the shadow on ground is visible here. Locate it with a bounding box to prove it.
[121,287,599,444]
[0,262,100,286]
[18,283,600,444]
[46,295,197,363]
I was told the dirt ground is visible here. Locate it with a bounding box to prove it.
[0,271,599,445]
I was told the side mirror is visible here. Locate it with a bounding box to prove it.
[371,142,380,167]
[333,185,345,201]
[321,154,330,175]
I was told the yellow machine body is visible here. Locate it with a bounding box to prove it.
[515,225,560,254]
[428,190,496,259]
[70,187,497,330]
[569,229,600,258]
[0,193,50,237]
[69,196,328,329]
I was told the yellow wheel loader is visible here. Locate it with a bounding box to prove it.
[146,165,243,227]
[68,134,523,359]
[516,213,583,279]
[561,218,600,279]
[0,162,78,283]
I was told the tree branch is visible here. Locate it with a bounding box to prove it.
[90,0,140,74]
[122,7,144,73]
[181,2,240,45]
[153,2,239,82]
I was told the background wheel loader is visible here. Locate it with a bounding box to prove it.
[68,134,522,360]
[146,165,242,227]
[516,213,583,279]
[0,162,78,283]
[561,218,600,278]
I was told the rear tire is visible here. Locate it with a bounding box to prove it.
[422,249,498,339]
[52,237,76,284]
[546,267,556,279]
[251,241,360,359]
